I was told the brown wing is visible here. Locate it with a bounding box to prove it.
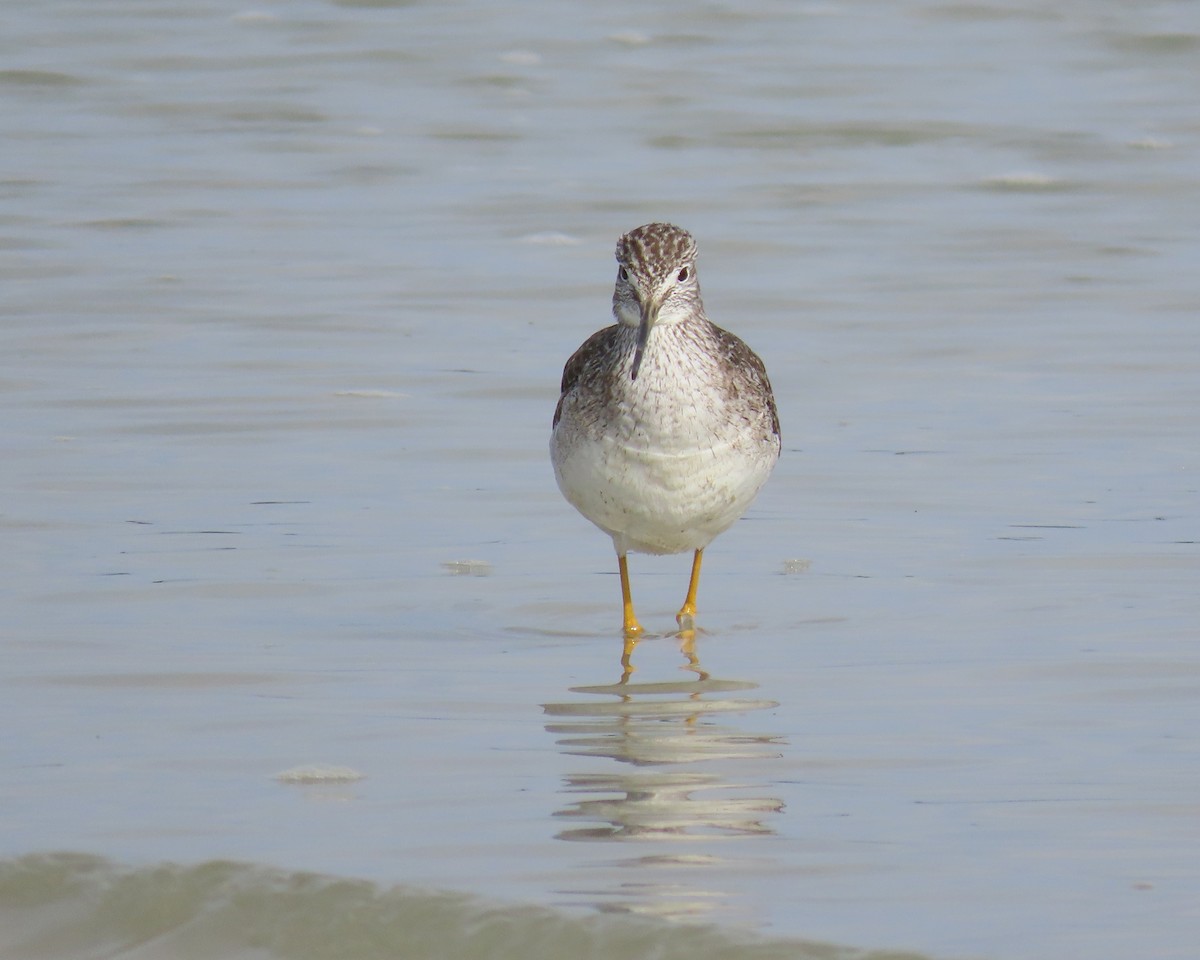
[553,324,620,428]
[710,324,781,442]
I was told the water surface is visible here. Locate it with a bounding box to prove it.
[3,2,1198,959]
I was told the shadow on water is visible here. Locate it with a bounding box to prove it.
[541,636,784,919]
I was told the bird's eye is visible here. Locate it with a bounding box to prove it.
[619,267,629,281]
[677,267,689,282]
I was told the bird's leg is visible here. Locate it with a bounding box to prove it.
[676,548,703,632]
[619,637,637,684]
[618,553,644,640]
[677,631,709,680]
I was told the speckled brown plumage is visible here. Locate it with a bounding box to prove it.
[550,223,780,638]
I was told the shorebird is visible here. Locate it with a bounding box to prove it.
[551,223,780,641]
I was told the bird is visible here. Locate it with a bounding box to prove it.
[550,222,780,641]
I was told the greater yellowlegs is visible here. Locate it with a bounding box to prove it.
[551,223,780,640]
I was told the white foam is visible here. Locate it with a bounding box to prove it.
[274,765,365,785]
[333,389,407,398]
[442,559,492,576]
[983,170,1059,189]
[520,231,582,246]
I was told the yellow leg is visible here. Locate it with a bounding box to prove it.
[676,548,703,631]
[619,636,637,684]
[619,553,644,640]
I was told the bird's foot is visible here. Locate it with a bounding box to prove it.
[675,604,696,635]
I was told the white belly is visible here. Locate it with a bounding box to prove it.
[553,434,774,554]
[551,371,778,555]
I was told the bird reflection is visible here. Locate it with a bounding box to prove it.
[542,636,784,920]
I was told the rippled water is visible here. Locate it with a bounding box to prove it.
[3,2,1198,959]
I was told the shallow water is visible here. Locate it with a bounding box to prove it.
[3,2,1199,959]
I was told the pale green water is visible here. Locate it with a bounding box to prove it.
[0,853,927,960]
[3,2,1198,959]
